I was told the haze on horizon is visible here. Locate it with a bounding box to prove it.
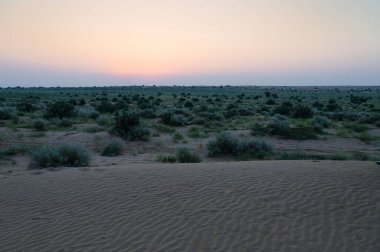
[1,0,380,87]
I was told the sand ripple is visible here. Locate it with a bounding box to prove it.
[1,161,380,251]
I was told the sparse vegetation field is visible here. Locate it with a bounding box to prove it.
[1,86,379,167]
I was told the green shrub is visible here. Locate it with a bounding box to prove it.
[97,115,112,126]
[0,107,14,120]
[207,132,240,156]
[156,153,177,163]
[250,123,267,137]
[11,114,19,124]
[330,152,349,160]
[274,101,293,116]
[113,110,150,141]
[139,108,156,118]
[58,144,90,166]
[4,144,28,155]
[198,111,224,121]
[187,126,207,138]
[312,116,331,128]
[292,104,314,118]
[78,107,99,120]
[45,101,75,119]
[329,112,358,121]
[102,139,124,156]
[267,115,291,136]
[31,144,90,168]
[33,119,47,131]
[160,110,186,126]
[96,101,116,113]
[266,98,276,105]
[207,132,273,159]
[128,126,150,141]
[287,126,318,140]
[326,99,341,112]
[16,101,37,112]
[358,132,373,142]
[54,118,73,128]
[175,148,201,163]
[240,139,273,158]
[348,123,369,133]
[172,131,184,142]
[153,123,175,133]
[351,152,369,161]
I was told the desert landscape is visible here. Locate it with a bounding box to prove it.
[1,0,380,250]
[1,86,380,251]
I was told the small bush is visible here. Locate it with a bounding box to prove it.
[250,123,267,137]
[207,132,273,159]
[56,118,73,128]
[58,144,90,166]
[292,104,314,118]
[351,152,369,161]
[161,111,186,126]
[287,126,318,140]
[33,119,47,131]
[31,145,60,168]
[207,132,240,156]
[97,115,112,126]
[113,110,149,141]
[329,112,359,121]
[198,111,224,121]
[128,126,150,141]
[45,101,75,119]
[358,132,373,142]
[31,144,90,168]
[312,116,331,128]
[78,107,100,120]
[274,101,293,116]
[175,148,201,163]
[153,123,175,133]
[0,107,14,120]
[156,154,177,163]
[330,152,349,160]
[241,139,273,158]
[16,101,37,112]
[139,108,156,118]
[4,144,28,155]
[172,131,184,142]
[96,101,116,113]
[348,123,369,133]
[267,115,291,136]
[187,126,207,138]
[326,99,341,112]
[102,139,124,156]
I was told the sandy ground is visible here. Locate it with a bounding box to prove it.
[1,126,379,167]
[1,161,380,251]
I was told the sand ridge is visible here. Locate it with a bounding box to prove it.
[1,161,380,251]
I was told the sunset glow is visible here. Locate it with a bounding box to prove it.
[1,0,380,86]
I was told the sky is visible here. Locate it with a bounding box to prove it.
[0,0,380,87]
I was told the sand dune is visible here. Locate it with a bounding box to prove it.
[1,161,380,251]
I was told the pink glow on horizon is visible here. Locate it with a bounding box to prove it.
[0,0,379,86]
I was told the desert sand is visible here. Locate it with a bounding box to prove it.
[1,161,380,251]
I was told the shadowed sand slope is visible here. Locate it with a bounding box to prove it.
[1,161,380,251]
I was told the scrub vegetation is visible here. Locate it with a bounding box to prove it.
[0,85,379,167]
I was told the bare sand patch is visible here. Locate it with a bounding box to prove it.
[1,161,380,251]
